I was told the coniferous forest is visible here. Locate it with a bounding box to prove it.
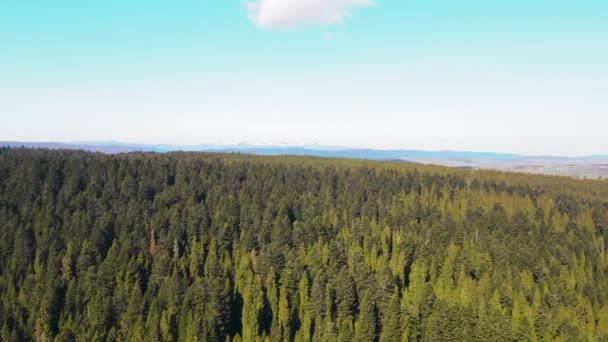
[2,147,608,341]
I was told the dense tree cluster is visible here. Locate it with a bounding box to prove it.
[1,147,608,341]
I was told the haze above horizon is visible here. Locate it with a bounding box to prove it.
[1,1,607,156]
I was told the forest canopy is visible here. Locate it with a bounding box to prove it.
[1,147,608,341]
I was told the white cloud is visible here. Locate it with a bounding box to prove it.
[245,0,373,29]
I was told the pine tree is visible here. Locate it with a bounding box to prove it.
[356,291,378,342]
[278,284,291,341]
[379,290,401,342]
[336,267,357,322]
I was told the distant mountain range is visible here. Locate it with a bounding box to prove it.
[2,141,608,179]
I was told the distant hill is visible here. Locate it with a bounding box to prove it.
[2,141,607,178]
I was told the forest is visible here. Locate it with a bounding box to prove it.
[1,147,608,341]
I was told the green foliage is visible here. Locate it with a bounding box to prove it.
[356,291,378,342]
[1,147,608,341]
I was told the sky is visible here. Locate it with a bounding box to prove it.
[1,0,607,156]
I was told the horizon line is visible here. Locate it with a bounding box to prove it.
[2,140,608,160]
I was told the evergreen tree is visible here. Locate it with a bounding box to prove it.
[356,291,378,342]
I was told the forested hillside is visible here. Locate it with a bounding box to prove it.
[1,148,608,341]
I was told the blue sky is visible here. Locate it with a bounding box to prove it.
[1,0,607,155]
